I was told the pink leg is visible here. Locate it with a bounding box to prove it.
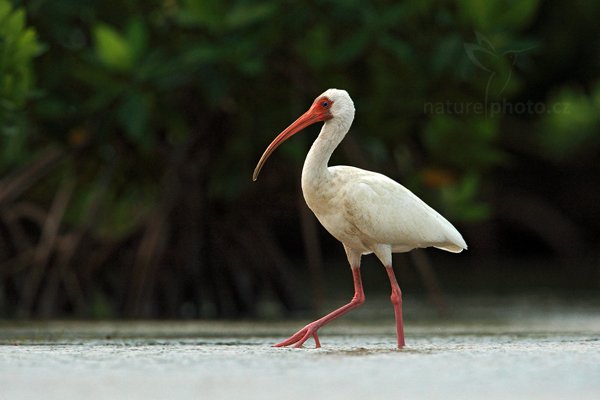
[385,266,405,348]
[274,267,365,348]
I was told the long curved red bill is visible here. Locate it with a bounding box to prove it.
[252,110,322,181]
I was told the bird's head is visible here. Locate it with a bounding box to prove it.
[252,89,355,181]
[318,88,355,122]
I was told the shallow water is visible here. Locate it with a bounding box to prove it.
[1,295,599,400]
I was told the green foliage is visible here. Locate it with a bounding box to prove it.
[12,0,600,230]
[537,84,600,161]
[440,173,491,222]
[0,0,43,166]
[457,0,541,30]
[181,0,276,32]
[2,0,600,318]
[423,114,504,170]
[94,24,135,72]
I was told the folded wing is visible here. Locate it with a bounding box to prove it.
[334,167,467,253]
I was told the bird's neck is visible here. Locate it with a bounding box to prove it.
[301,116,352,188]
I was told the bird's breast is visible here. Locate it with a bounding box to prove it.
[302,176,374,253]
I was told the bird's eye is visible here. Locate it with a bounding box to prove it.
[322,101,329,108]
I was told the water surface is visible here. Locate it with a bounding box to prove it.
[1,295,599,400]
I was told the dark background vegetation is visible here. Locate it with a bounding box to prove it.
[1,0,599,319]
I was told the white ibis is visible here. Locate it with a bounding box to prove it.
[253,89,467,348]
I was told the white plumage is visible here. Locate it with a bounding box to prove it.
[306,165,467,255]
[253,88,466,349]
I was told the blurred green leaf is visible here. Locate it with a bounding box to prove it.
[457,0,541,30]
[94,23,134,72]
[0,1,11,20]
[126,18,148,63]
[181,0,275,31]
[423,114,505,170]
[440,173,491,222]
[117,92,152,149]
[0,0,42,167]
[5,8,25,34]
[538,85,600,160]
[180,0,222,30]
[226,2,276,29]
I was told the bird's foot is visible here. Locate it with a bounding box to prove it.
[274,322,322,348]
